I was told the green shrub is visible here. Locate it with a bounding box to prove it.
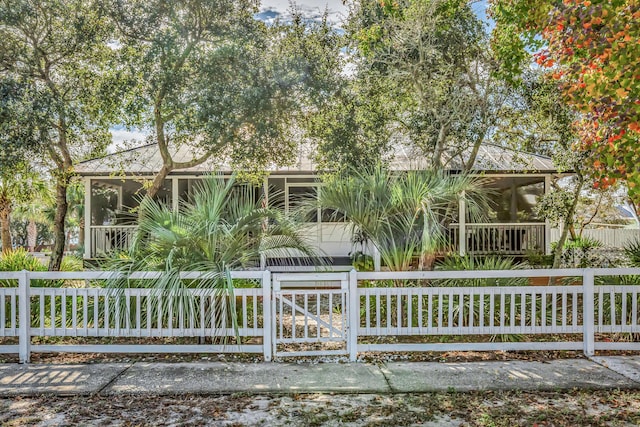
[0,248,46,287]
[60,255,83,272]
[0,251,84,288]
[624,238,640,267]
[0,248,46,272]
[564,236,602,250]
[552,236,611,268]
[431,255,526,343]
[434,255,527,287]
[525,249,554,268]
[350,251,374,272]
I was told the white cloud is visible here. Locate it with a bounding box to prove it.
[260,0,348,26]
[109,128,148,152]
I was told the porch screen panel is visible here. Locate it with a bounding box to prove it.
[90,180,119,226]
[287,185,318,222]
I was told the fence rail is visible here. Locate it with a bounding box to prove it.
[1,268,640,362]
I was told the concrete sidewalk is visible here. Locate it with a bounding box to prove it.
[0,357,639,396]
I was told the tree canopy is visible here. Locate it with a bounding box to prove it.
[0,0,126,269]
[340,0,502,171]
[107,0,322,197]
[490,0,640,198]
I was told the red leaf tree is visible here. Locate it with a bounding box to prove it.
[490,0,640,199]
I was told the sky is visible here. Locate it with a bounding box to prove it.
[111,0,491,148]
[259,0,349,25]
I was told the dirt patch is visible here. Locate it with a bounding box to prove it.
[0,349,587,365]
[1,333,637,364]
[1,390,639,426]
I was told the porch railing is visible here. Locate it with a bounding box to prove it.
[448,222,545,256]
[89,225,137,257]
[88,223,547,259]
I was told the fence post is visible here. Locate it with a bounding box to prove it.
[262,270,272,362]
[583,268,595,357]
[18,270,30,364]
[348,269,358,362]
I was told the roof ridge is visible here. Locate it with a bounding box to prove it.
[481,142,553,161]
[76,143,155,165]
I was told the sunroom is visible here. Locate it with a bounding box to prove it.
[77,143,559,268]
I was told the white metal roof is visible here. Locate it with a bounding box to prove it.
[75,142,557,175]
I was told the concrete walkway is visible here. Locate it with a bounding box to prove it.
[0,357,639,396]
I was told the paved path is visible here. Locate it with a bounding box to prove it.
[0,357,639,396]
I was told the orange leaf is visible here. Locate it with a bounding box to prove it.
[616,88,628,98]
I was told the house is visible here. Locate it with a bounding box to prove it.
[75,143,561,269]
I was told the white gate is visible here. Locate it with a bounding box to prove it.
[272,272,349,357]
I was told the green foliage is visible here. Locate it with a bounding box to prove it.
[0,78,44,171]
[490,0,640,199]
[104,175,318,335]
[10,219,53,248]
[345,0,501,170]
[0,250,82,289]
[551,236,612,268]
[624,238,640,267]
[534,190,574,229]
[434,255,527,287]
[431,254,527,342]
[350,251,374,272]
[525,249,554,269]
[563,236,602,251]
[0,248,46,274]
[60,255,83,272]
[0,248,47,287]
[319,166,488,272]
[307,79,395,172]
[107,0,316,199]
[0,0,130,270]
[0,166,52,251]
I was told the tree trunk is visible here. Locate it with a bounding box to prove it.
[0,195,12,253]
[144,164,171,202]
[27,219,37,252]
[79,217,85,252]
[432,123,449,170]
[49,175,70,271]
[552,178,584,269]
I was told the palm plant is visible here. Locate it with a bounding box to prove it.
[106,176,318,337]
[13,182,53,253]
[624,237,640,267]
[0,165,48,252]
[434,255,527,287]
[318,166,488,272]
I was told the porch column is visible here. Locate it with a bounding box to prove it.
[171,178,179,212]
[261,176,269,270]
[373,246,381,271]
[510,183,518,221]
[84,178,91,259]
[544,175,552,255]
[459,191,466,256]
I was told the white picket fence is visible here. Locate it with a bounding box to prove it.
[1,268,640,363]
[551,227,640,248]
